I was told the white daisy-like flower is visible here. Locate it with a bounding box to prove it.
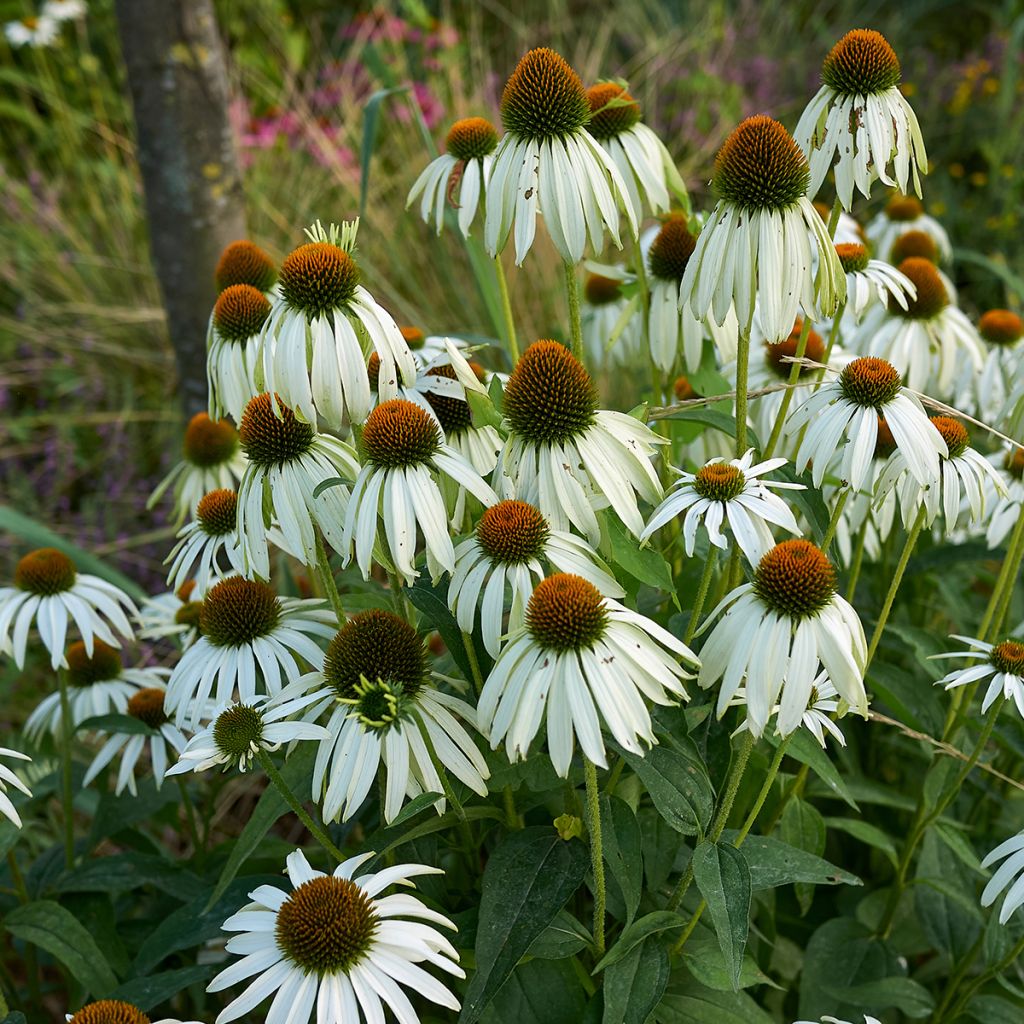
[164,576,335,728]
[148,413,246,526]
[0,548,136,670]
[214,239,279,296]
[81,686,188,796]
[981,831,1024,924]
[973,309,1024,425]
[794,1016,883,1024]
[495,341,665,544]
[207,284,271,421]
[479,573,697,776]
[293,610,489,823]
[642,450,804,566]
[732,672,848,748]
[407,116,497,237]
[834,242,916,320]
[698,539,867,737]
[65,999,204,1024]
[25,640,168,741]
[680,115,845,342]
[166,692,329,776]
[581,267,642,369]
[986,447,1024,549]
[235,393,359,581]
[874,416,1006,536]
[852,258,984,395]
[866,194,951,264]
[932,634,1024,718]
[450,499,624,658]
[341,398,498,585]
[398,325,470,365]
[4,15,59,47]
[165,489,245,593]
[795,29,926,209]
[484,47,637,265]
[208,848,463,1024]
[787,356,945,492]
[137,580,206,649]
[0,746,32,829]
[585,81,687,216]
[42,0,87,21]
[260,221,417,429]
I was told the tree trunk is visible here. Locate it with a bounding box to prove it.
[115,0,247,416]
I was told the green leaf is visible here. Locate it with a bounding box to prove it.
[618,745,714,837]
[656,988,774,1024]
[824,817,898,868]
[728,833,861,890]
[479,958,587,1024]
[680,936,776,992]
[75,713,154,736]
[359,87,409,219]
[312,476,348,498]
[915,829,982,958]
[600,795,643,925]
[0,1014,27,1024]
[459,827,589,1024]
[4,900,118,997]
[605,514,675,594]
[967,994,1024,1024]
[780,797,827,914]
[828,977,935,1019]
[467,387,504,430]
[771,729,858,809]
[659,408,761,451]
[602,937,669,1024]
[55,852,202,899]
[408,576,483,682]
[935,821,984,873]
[385,790,444,829]
[89,776,180,845]
[593,910,686,972]
[527,910,591,959]
[110,965,215,1012]
[773,465,829,541]
[692,842,750,990]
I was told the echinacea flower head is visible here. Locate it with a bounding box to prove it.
[866,194,951,264]
[407,116,497,236]
[236,393,359,581]
[478,573,697,776]
[794,1017,883,1024]
[642,450,803,566]
[933,635,1024,718]
[581,268,642,368]
[137,579,206,648]
[698,540,867,736]
[981,831,1024,924]
[0,746,32,829]
[835,242,916,319]
[979,308,1023,348]
[731,672,848,748]
[0,549,136,670]
[787,356,945,491]
[681,115,845,341]
[208,849,463,1024]
[485,47,637,264]
[4,15,59,48]
[497,341,665,542]
[889,228,939,266]
[164,576,335,728]
[208,284,271,420]
[65,999,203,1024]
[795,29,926,209]
[215,239,278,294]
[165,488,245,593]
[423,361,503,479]
[450,498,624,657]
[342,398,498,584]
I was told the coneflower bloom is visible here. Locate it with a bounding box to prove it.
[165,489,244,593]
[478,574,697,776]
[215,240,278,295]
[680,115,845,341]
[496,341,664,543]
[65,1000,204,1024]
[341,399,498,584]
[148,414,246,525]
[795,30,926,209]
[0,747,32,829]
[208,849,463,1024]
[449,499,623,657]
[698,540,867,737]
[297,610,489,824]
[580,268,642,369]
[164,576,335,728]
[235,393,359,581]
[866,194,951,264]
[981,831,1024,924]
[407,116,498,236]
[484,47,636,265]
[585,82,686,216]
[42,0,87,22]
[0,549,136,670]
[794,1016,881,1024]
[25,641,167,740]
[835,242,916,320]
[207,284,271,421]
[974,308,1024,424]
[853,258,984,395]
[787,356,945,491]
[137,580,205,648]
[4,15,59,47]
[260,223,417,428]
[731,673,848,748]
[986,447,1024,549]
[932,635,1024,718]
[874,417,1005,536]
[81,687,188,796]
[641,450,803,566]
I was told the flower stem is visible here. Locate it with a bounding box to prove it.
[258,749,345,863]
[684,546,718,646]
[762,316,812,459]
[583,758,607,954]
[564,260,584,361]
[938,932,1024,1023]
[177,777,203,862]
[736,735,790,843]
[494,253,520,364]
[982,504,1024,640]
[845,518,870,600]
[314,530,346,627]
[462,631,485,696]
[821,485,850,555]
[56,668,75,868]
[734,324,751,458]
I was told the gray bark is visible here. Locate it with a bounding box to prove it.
[115,0,247,415]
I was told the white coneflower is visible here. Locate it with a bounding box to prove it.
[0,549,136,670]
[835,242,916,320]
[207,284,271,421]
[260,221,417,429]
[731,673,848,748]
[296,610,489,823]
[795,29,926,209]
[874,416,1005,536]
[974,308,1024,425]
[986,447,1024,548]
[866,194,951,263]
[342,398,497,585]
[42,0,87,22]
[496,341,664,543]
[484,47,636,265]
[642,450,803,566]
[794,1016,882,1024]
[932,634,1024,718]
[25,641,167,741]
[164,576,335,728]
[680,115,845,341]
[450,499,623,657]
[208,849,463,1024]
[81,687,188,796]
[853,258,984,395]
[698,540,867,737]
[165,489,244,593]
[479,573,697,776]
[65,999,204,1024]
[787,356,945,491]
[0,747,32,829]
[148,414,246,526]
[398,324,470,365]
[581,267,642,369]
[407,116,498,236]
[4,15,58,47]
[215,239,279,295]
[137,580,205,648]
[585,81,686,216]
[236,393,359,581]
[981,831,1024,924]
[166,693,328,776]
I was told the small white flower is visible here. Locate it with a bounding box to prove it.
[985,447,1024,549]
[732,673,847,748]
[866,194,951,264]
[793,1016,883,1024]
[208,848,463,1024]
[42,0,86,21]
[0,746,32,829]
[981,831,1024,924]
[0,548,136,670]
[137,580,207,649]
[972,309,1024,425]
[834,243,916,320]
[581,266,642,370]
[479,573,697,776]
[165,489,245,593]
[932,634,1024,718]
[207,284,272,421]
[4,15,59,47]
